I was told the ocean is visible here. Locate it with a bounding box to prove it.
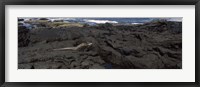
[19,17,182,24]
[61,18,182,24]
[63,18,155,24]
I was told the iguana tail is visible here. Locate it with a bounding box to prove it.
[53,47,77,51]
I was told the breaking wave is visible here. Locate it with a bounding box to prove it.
[84,19,118,24]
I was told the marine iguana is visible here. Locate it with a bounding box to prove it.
[53,42,93,51]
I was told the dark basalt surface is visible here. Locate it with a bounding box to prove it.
[18,21,182,69]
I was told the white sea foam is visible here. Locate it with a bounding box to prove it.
[63,18,76,20]
[84,19,118,24]
[131,23,143,25]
